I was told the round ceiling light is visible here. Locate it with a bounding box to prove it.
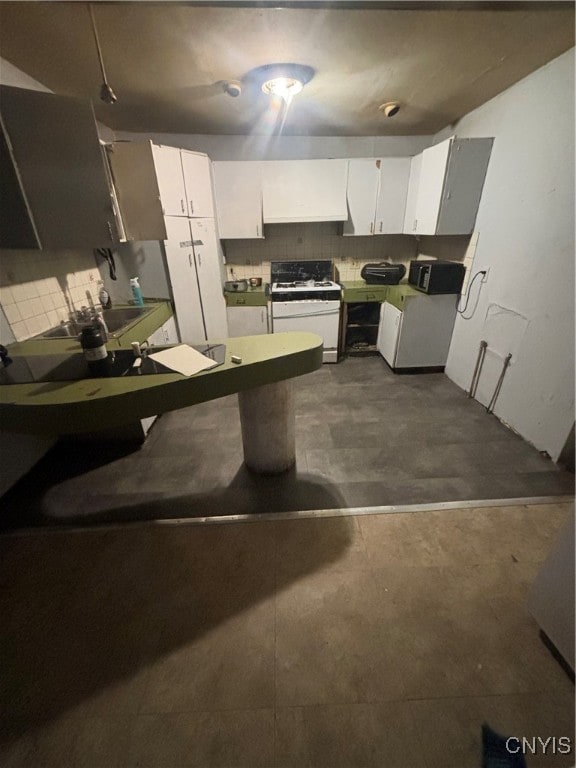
[249,63,315,103]
[262,76,304,100]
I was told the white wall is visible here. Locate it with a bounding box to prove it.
[442,48,575,462]
[113,131,432,161]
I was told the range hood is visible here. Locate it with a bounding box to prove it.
[262,159,348,223]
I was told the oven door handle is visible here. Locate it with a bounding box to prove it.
[274,309,340,320]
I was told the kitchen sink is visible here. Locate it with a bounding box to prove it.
[101,307,149,332]
[36,307,150,339]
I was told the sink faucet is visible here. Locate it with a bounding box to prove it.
[99,284,112,309]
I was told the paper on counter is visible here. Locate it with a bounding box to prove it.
[148,344,219,377]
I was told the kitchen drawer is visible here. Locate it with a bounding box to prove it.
[341,283,389,303]
[224,289,268,307]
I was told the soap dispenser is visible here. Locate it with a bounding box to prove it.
[130,277,144,307]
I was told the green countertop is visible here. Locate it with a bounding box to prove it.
[224,287,268,307]
[6,302,173,357]
[0,332,323,436]
[340,281,421,308]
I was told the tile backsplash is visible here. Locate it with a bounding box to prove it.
[0,249,100,342]
[222,223,419,282]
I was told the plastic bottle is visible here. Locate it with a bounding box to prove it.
[130,277,144,307]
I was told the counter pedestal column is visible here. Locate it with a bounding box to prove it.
[238,380,295,474]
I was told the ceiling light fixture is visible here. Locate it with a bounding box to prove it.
[262,76,303,102]
[88,4,117,104]
[255,63,314,105]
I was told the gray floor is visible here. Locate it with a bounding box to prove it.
[1,501,573,767]
[0,357,573,529]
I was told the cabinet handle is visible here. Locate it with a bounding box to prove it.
[370,221,373,234]
[198,253,202,267]
[181,199,185,213]
[256,224,259,237]
[413,218,418,232]
[188,253,193,268]
[107,220,114,240]
[379,221,383,233]
[190,199,194,214]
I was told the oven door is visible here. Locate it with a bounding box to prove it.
[272,300,341,361]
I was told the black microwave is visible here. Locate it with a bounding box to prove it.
[408,260,466,295]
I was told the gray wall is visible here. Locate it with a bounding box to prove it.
[441,48,575,462]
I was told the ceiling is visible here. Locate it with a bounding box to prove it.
[0,2,574,136]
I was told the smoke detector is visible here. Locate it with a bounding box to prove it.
[379,101,401,117]
[223,81,242,98]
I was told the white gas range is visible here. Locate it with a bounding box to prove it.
[270,261,341,363]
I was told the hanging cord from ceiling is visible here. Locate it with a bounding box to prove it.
[457,270,486,318]
[88,3,117,104]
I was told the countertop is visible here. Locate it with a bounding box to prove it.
[224,286,268,307]
[6,301,174,357]
[340,281,421,307]
[0,332,323,435]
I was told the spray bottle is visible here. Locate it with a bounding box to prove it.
[130,277,144,307]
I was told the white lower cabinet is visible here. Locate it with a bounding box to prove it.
[147,316,179,347]
[377,295,458,369]
[377,301,401,367]
[226,306,269,337]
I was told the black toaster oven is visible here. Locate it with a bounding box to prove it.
[408,260,465,295]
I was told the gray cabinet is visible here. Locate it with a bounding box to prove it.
[0,86,120,250]
[404,136,493,236]
[377,295,458,369]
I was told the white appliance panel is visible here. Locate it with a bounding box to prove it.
[272,300,340,361]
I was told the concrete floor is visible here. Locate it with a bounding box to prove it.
[0,501,573,767]
[0,357,573,529]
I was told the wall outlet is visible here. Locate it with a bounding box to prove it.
[481,268,490,283]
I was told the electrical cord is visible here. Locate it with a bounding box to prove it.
[457,270,486,315]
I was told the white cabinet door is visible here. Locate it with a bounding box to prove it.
[395,294,458,368]
[147,317,179,346]
[190,217,228,339]
[414,138,452,235]
[403,153,422,234]
[226,306,269,337]
[152,145,188,217]
[436,138,493,235]
[180,151,214,218]
[262,159,348,223]
[377,301,402,367]
[163,216,206,343]
[375,158,411,235]
[213,161,263,239]
[342,159,379,236]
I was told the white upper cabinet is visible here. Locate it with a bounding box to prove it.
[181,150,214,218]
[403,153,423,234]
[107,142,216,240]
[151,144,188,217]
[343,157,410,237]
[409,136,493,235]
[375,158,411,234]
[262,160,348,223]
[213,161,263,239]
[342,159,380,236]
